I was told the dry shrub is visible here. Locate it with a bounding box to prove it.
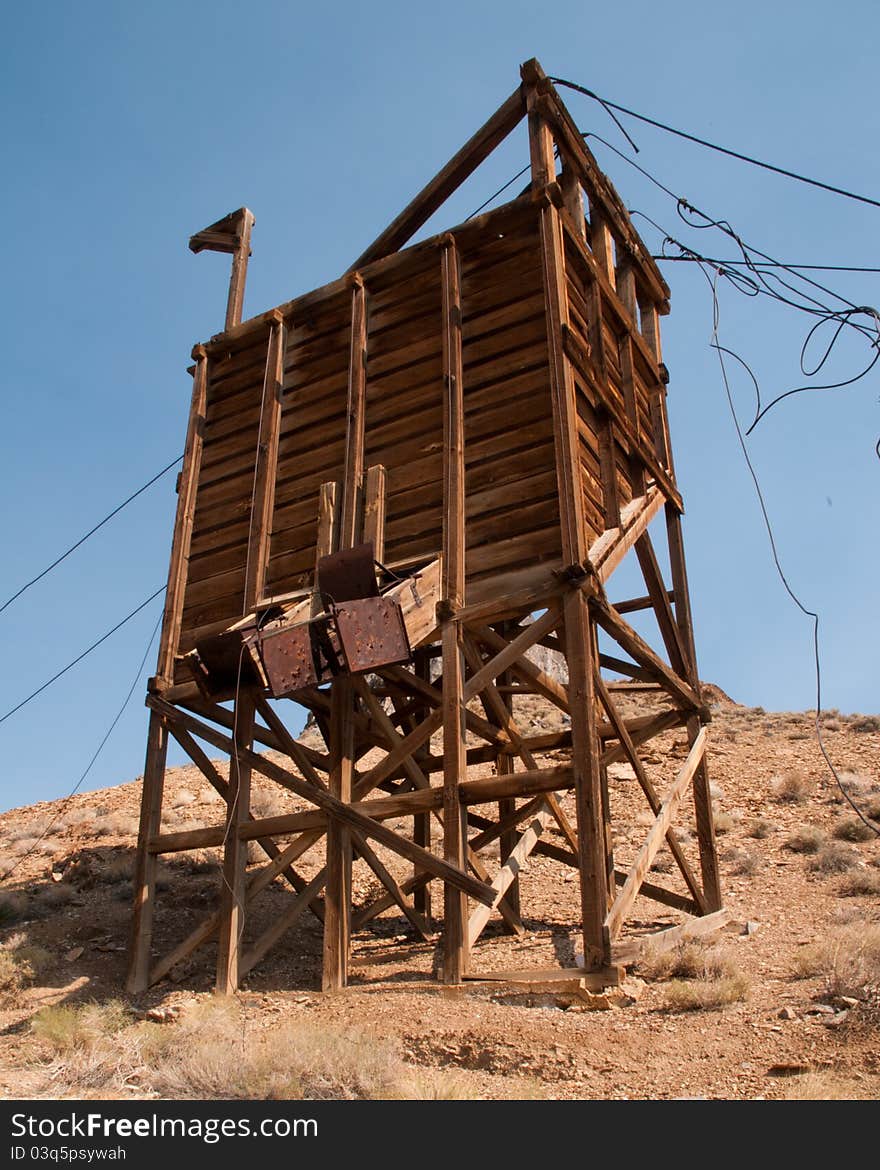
[661,974,750,1012]
[713,812,734,835]
[170,790,197,809]
[770,770,812,803]
[641,939,750,1012]
[94,812,138,839]
[0,890,29,924]
[790,923,880,998]
[837,871,880,897]
[747,818,774,840]
[784,1071,869,1100]
[865,797,880,822]
[850,715,880,734]
[649,851,674,874]
[27,997,464,1100]
[7,822,49,844]
[807,843,860,874]
[833,817,876,844]
[10,836,41,857]
[785,826,826,854]
[31,884,75,914]
[251,789,289,820]
[727,848,759,876]
[99,854,133,885]
[0,933,51,1003]
[838,772,875,799]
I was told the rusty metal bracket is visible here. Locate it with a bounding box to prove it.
[332,596,412,674]
[316,542,378,607]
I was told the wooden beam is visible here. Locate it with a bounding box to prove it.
[340,277,367,548]
[349,87,526,270]
[323,678,354,991]
[241,867,328,979]
[605,728,707,940]
[363,464,387,563]
[244,316,284,611]
[225,209,254,331]
[590,594,702,711]
[595,674,706,914]
[611,908,730,966]
[156,348,208,686]
[215,693,255,994]
[126,711,168,993]
[146,696,495,905]
[635,531,689,679]
[564,590,610,969]
[441,231,469,982]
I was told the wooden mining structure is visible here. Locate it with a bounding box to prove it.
[127,59,724,996]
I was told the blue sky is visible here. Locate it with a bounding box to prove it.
[2,1,878,811]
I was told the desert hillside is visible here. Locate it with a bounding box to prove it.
[0,686,878,1101]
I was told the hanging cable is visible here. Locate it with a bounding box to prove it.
[0,607,164,882]
[0,455,182,615]
[700,264,878,835]
[549,76,880,211]
[0,586,166,726]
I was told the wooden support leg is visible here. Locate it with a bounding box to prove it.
[127,710,168,993]
[665,505,723,912]
[564,591,610,970]
[215,693,255,994]
[442,622,469,983]
[322,678,354,991]
[412,650,433,923]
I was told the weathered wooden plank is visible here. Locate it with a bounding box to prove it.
[349,85,526,269]
[605,728,707,939]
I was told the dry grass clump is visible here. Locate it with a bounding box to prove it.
[639,939,750,1011]
[93,812,139,839]
[790,923,880,999]
[832,817,877,844]
[838,771,875,799]
[807,843,860,874]
[783,1071,869,1099]
[770,770,812,804]
[746,818,774,840]
[713,811,735,835]
[726,848,759,877]
[837,871,880,898]
[170,790,197,809]
[785,826,826,854]
[850,715,880,734]
[25,997,466,1100]
[0,890,29,924]
[0,933,51,1003]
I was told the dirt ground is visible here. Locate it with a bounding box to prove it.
[1,683,878,1101]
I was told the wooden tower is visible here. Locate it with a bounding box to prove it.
[127,59,723,996]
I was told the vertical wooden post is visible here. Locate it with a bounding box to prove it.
[244,314,284,611]
[527,81,610,969]
[440,235,469,982]
[215,692,255,994]
[341,275,367,549]
[413,648,433,922]
[497,648,521,925]
[323,678,354,990]
[560,161,586,239]
[156,347,208,687]
[565,595,610,968]
[225,209,255,332]
[666,505,722,911]
[362,464,387,563]
[126,710,169,993]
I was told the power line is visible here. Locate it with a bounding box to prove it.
[0,586,166,726]
[549,76,880,211]
[701,265,878,837]
[0,609,164,882]
[654,256,880,274]
[0,455,182,616]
